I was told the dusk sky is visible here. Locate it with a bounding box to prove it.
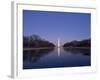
[23,10,90,45]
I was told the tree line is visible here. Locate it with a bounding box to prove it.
[23,35,55,48]
[23,34,90,48]
[63,39,90,48]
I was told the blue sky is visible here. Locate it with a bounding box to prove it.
[23,10,90,45]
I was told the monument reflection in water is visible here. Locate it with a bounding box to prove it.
[23,39,90,69]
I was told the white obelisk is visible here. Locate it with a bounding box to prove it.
[57,38,60,56]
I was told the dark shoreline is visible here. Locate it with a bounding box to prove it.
[63,47,90,49]
[23,47,55,50]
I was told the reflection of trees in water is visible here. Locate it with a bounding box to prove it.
[23,48,54,63]
[63,48,91,56]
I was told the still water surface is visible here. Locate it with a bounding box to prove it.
[23,47,90,69]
